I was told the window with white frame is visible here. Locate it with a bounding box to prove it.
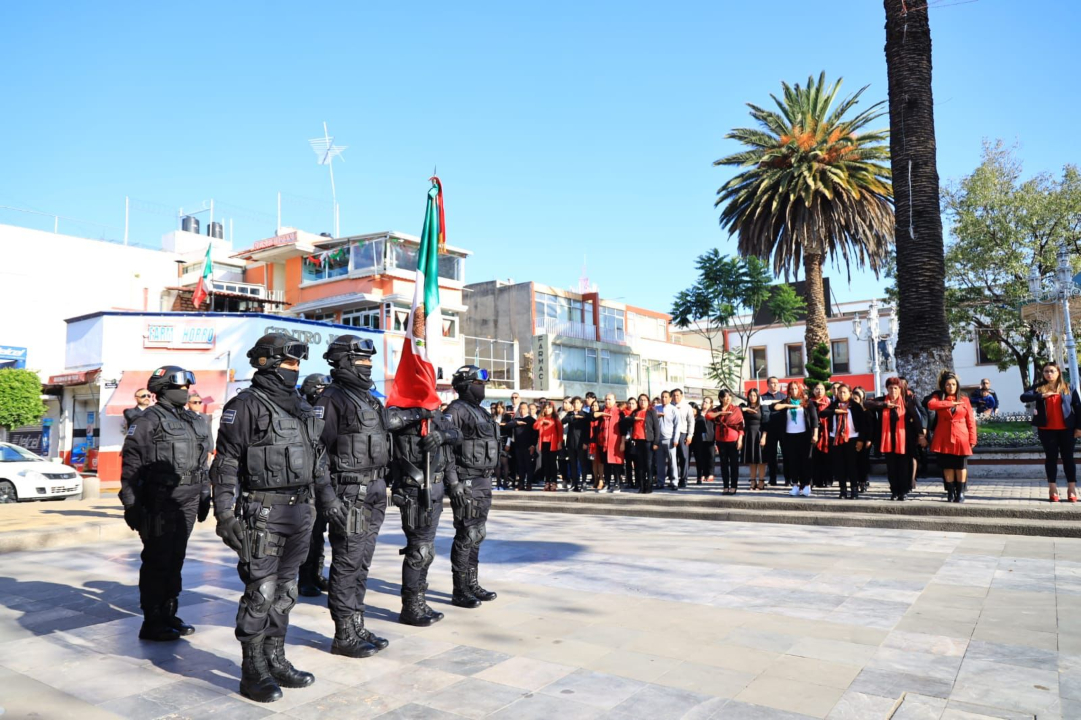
[391,305,411,333]
[668,363,685,384]
[342,307,380,330]
[786,344,805,377]
[552,345,597,383]
[535,292,583,323]
[441,313,458,339]
[830,339,850,374]
[751,347,768,379]
[600,306,625,341]
[308,311,336,323]
[601,350,635,385]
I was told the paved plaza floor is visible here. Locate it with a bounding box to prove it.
[0,511,1078,719]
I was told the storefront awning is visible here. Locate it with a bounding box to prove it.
[104,370,229,416]
[48,369,101,386]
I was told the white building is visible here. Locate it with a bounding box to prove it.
[49,311,382,485]
[672,296,1027,412]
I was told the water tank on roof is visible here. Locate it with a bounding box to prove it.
[208,222,224,239]
[181,216,200,235]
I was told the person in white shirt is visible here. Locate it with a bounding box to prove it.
[772,381,819,497]
[671,388,694,488]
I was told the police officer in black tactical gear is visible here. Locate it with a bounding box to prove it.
[445,365,499,608]
[297,373,332,597]
[316,335,430,656]
[388,400,461,627]
[211,333,340,703]
[120,366,212,642]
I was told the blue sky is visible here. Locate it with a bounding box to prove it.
[2,1,1078,315]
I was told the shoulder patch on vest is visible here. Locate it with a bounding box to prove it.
[313,405,325,418]
[127,424,137,436]
[222,409,237,425]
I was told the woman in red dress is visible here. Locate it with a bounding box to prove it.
[927,371,977,503]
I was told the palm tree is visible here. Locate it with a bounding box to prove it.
[883,0,953,396]
[715,72,894,368]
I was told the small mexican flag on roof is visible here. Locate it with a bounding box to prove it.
[191,243,213,309]
[385,177,446,410]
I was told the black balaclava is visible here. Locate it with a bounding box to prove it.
[159,387,190,408]
[251,368,301,414]
[463,383,485,405]
[277,368,300,388]
[333,358,374,392]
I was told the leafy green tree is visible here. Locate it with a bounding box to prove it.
[942,141,1081,387]
[0,369,47,431]
[714,72,893,373]
[672,251,805,390]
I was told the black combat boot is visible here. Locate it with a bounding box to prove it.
[399,590,436,627]
[419,583,444,623]
[451,571,482,609]
[331,617,378,658]
[165,597,195,636]
[351,612,389,651]
[139,603,182,642]
[263,636,315,687]
[298,565,322,597]
[240,639,283,703]
[314,554,329,592]
[468,566,497,602]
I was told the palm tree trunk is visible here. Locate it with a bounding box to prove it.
[884,0,953,397]
[803,252,830,358]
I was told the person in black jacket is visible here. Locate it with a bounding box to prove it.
[866,378,927,501]
[1021,362,1081,502]
[760,377,787,486]
[562,397,593,492]
[123,387,153,431]
[510,402,537,491]
[819,384,871,499]
[691,402,715,484]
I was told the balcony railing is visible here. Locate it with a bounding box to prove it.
[534,317,596,341]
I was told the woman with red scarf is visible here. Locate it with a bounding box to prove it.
[533,404,564,492]
[594,393,626,493]
[708,390,744,494]
[810,383,833,488]
[927,370,977,503]
[588,399,605,491]
[866,377,927,501]
[819,384,871,499]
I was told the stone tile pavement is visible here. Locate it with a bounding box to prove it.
[0,510,1078,718]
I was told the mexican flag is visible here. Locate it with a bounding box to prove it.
[191,243,213,309]
[385,177,445,410]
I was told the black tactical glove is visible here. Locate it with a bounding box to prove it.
[446,481,467,509]
[324,498,348,535]
[419,408,435,420]
[390,487,408,508]
[197,492,211,523]
[123,505,142,532]
[215,515,245,554]
[420,430,445,452]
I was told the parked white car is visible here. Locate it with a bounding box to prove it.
[0,442,83,503]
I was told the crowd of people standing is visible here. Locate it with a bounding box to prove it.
[480,367,1019,503]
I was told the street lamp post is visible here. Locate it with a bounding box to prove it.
[1028,248,1080,386]
[853,298,882,397]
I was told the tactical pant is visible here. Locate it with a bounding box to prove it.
[327,478,387,622]
[451,476,492,573]
[138,482,203,611]
[399,481,445,593]
[299,507,328,579]
[234,498,315,643]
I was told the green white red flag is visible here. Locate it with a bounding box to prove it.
[385,177,445,410]
[191,243,213,309]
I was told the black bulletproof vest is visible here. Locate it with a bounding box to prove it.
[329,386,391,474]
[147,404,210,482]
[393,414,453,472]
[449,400,499,472]
[243,388,324,491]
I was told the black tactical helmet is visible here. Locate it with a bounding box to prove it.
[451,365,490,390]
[247,333,309,370]
[323,334,376,369]
[300,373,330,395]
[147,366,196,395]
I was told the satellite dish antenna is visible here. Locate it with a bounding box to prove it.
[308,121,347,237]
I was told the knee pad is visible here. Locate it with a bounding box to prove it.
[466,523,486,548]
[272,579,298,615]
[401,541,434,570]
[241,577,277,618]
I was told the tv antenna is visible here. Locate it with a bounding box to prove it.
[308,121,347,237]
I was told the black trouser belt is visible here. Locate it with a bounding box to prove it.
[242,488,312,506]
[333,469,385,484]
[175,472,207,486]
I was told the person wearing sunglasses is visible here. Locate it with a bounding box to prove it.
[123,388,154,431]
[445,365,499,609]
[297,373,332,598]
[120,366,211,644]
[314,336,429,657]
[211,333,338,703]
[186,393,204,413]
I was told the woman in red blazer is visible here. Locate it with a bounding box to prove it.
[534,404,564,492]
[594,393,626,493]
[927,370,977,503]
[707,390,744,494]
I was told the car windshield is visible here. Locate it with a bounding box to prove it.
[0,444,43,462]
